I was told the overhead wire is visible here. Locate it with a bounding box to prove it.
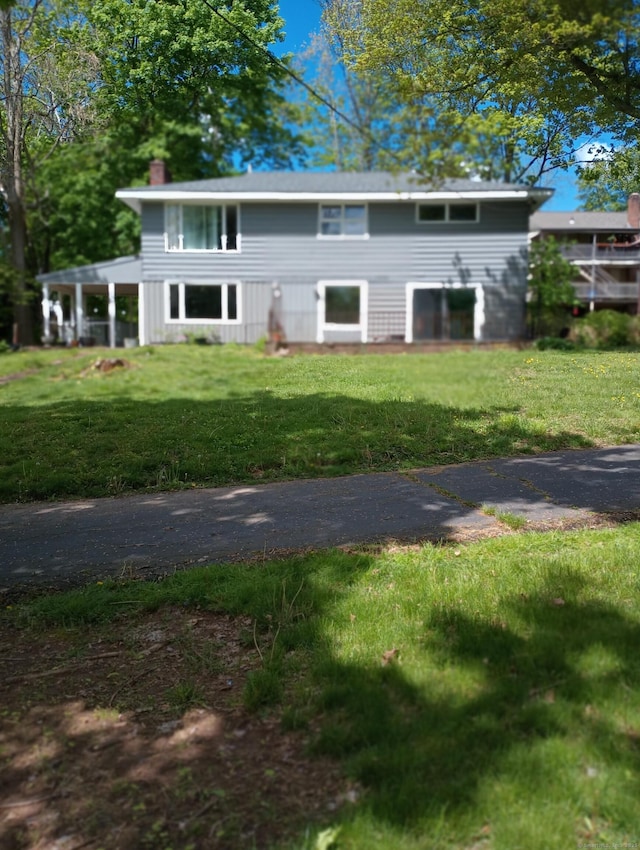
[198,0,380,152]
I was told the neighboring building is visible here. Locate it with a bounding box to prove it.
[38,165,551,348]
[530,195,640,313]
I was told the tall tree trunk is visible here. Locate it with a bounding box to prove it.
[1,7,35,345]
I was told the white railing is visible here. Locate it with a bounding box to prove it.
[561,244,640,262]
[573,282,639,301]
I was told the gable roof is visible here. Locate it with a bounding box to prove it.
[116,171,552,213]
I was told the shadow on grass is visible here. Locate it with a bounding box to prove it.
[309,567,640,837]
[4,550,640,847]
[0,391,594,502]
[0,553,377,850]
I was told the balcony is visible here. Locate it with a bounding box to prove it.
[573,281,639,302]
[561,243,640,262]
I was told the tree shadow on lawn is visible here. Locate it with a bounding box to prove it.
[310,567,640,841]
[0,391,594,502]
[0,552,375,850]
[3,551,640,848]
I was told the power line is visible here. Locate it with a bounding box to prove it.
[199,0,374,143]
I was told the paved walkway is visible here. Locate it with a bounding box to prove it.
[2,445,640,590]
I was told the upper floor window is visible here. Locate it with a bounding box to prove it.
[319,204,368,238]
[416,203,479,224]
[165,204,239,252]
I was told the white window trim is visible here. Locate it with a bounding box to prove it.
[164,203,241,252]
[165,281,242,324]
[405,281,484,342]
[317,203,370,240]
[415,202,480,224]
[317,280,368,343]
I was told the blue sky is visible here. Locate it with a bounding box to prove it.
[278,0,320,54]
[276,0,578,211]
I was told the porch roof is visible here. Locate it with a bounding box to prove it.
[37,255,141,287]
[530,211,634,233]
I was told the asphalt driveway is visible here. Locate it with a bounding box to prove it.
[1,445,639,590]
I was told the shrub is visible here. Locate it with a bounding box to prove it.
[534,336,576,351]
[570,310,632,348]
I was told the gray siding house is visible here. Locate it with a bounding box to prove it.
[38,168,551,347]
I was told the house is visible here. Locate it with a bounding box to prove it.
[530,195,640,313]
[38,165,552,348]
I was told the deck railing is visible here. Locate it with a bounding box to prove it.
[561,244,640,262]
[572,281,639,301]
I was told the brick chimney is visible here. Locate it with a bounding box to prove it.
[149,159,172,186]
[628,192,640,228]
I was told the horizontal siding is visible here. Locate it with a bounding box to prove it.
[141,201,528,284]
[140,199,530,343]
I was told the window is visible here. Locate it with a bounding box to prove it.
[317,280,368,343]
[167,283,240,323]
[416,203,479,223]
[319,204,367,237]
[326,286,361,324]
[405,282,484,343]
[165,204,239,251]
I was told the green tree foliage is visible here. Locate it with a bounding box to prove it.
[1,0,99,343]
[322,0,640,184]
[1,0,301,342]
[528,236,578,337]
[85,0,301,177]
[577,147,640,211]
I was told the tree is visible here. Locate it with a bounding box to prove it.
[577,147,640,211]
[84,0,302,175]
[290,28,406,171]
[1,0,302,343]
[321,0,640,184]
[1,0,98,343]
[528,236,578,337]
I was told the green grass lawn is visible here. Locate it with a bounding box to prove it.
[1,345,639,502]
[4,346,640,847]
[11,524,640,850]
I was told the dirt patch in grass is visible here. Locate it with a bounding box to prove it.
[0,370,38,386]
[0,608,352,850]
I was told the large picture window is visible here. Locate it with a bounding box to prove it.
[319,204,367,237]
[165,204,239,251]
[167,282,240,323]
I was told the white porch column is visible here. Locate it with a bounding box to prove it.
[590,233,596,312]
[41,282,51,344]
[108,282,116,348]
[138,283,146,346]
[75,282,84,342]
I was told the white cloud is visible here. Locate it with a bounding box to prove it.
[574,141,614,166]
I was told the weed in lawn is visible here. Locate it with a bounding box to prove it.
[177,635,225,676]
[165,680,206,712]
[482,505,528,530]
[155,460,184,488]
[244,666,284,711]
